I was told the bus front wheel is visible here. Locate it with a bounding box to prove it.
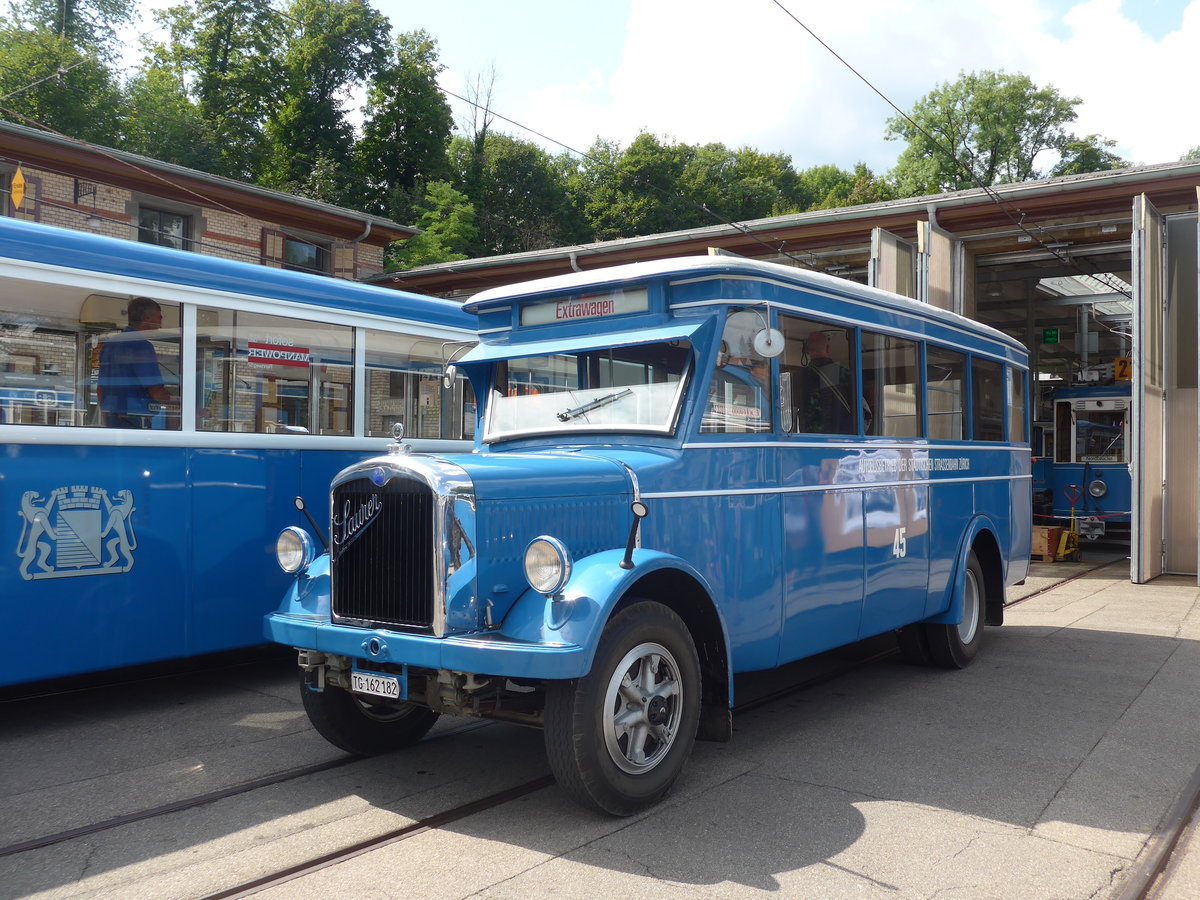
[543,601,701,816]
[300,672,440,755]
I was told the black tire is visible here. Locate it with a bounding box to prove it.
[923,551,986,669]
[543,601,701,816]
[300,672,439,755]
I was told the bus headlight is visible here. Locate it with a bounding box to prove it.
[1088,478,1108,498]
[524,536,572,596]
[276,526,315,574]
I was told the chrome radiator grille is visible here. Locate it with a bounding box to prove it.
[331,476,435,629]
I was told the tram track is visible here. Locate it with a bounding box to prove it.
[0,719,492,860]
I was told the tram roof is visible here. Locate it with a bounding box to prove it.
[464,254,1025,355]
[0,217,474,332]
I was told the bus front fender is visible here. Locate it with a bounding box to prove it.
[498,548,728,681]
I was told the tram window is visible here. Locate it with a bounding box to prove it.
[926,345,966,440]
[1007,367,1026,443]
[1,291,180,429]
[702,309,772,433]
[364,330,462,439]
[971,358,1004,441]
[1054,401,1072,462]
[195,307,351,434]
[779,314,855,435]
[862,332,921,438]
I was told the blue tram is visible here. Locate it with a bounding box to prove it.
[267,255,1031,815]
[0,217,476,686]
[1033,381,1131,540]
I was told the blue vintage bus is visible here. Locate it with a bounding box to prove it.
[267,255,1032,815]
[0,217,476,687]
[1033,382,1131,540]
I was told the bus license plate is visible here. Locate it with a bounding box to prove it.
[350,671,401,700]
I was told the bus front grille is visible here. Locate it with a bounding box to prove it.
[331,476,435,629]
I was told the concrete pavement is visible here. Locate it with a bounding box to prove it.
[1,553,1198,899]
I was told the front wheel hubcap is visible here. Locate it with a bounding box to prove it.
[603,641,683,775]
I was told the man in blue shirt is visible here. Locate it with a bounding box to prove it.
[98,297,170,428]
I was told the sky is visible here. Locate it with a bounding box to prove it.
[129,0,1199,175]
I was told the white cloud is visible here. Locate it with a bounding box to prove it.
[524,0,1199,172]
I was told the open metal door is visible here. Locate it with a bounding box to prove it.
[1131,194,1166,583]
[869,228,916,299]
[916,220,962,312]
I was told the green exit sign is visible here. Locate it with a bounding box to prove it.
[1042,327,1060,344]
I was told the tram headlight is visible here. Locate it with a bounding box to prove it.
[524,535,573,596]
[1088,478,1108,499]
[276,526,315,574]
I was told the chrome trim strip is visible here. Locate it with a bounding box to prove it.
[641,473,1030,500]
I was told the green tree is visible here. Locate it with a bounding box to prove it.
[1050,134,1127,178]
[1181,146,1200,161]
[123,63,220,170]
[886,70,1080,195]
[577,133,704,241]
[6,0,133,57]
[449,132,580,255]
[680,144,802,221]
[354,28,452,223]
[147,0,283,180]
[389,180,476,269]
[797,162,893,209]
[0,22,124,143]
[259,0,389,194]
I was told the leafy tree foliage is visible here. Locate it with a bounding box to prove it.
[259,0,389,193]
[390,180,476,269]
[886,70,1080,194]
[0,21,124,143]
[449,132,583,255]
[7,0,133,57]
[1181,146,1200,161]
[354,28,452,223]
[1050,134,1127,178]
[147,0,283,180]
[122,63,220,170]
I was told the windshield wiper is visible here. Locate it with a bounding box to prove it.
[557,388,632,422]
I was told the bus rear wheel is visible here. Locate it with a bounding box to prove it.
[300,672,439,755]
[543,601,701,816]
[925,551,986,669]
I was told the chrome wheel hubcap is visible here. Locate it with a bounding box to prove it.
[603,641,683,774]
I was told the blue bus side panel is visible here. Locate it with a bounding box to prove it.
[5,445,190,683]
[926,480,974,617]
[646,444,782,673]
[3,444,371,685]
[779,486,864,662]
[861,481,930,636]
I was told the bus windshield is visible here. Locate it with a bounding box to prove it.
[485,340,692,442]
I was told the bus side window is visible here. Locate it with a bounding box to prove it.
[863,331,922,438]
[779,314,856,435]
[702,310,772,434]
[971,357,1004,441]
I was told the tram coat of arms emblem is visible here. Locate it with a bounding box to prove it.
[15,486,137,580]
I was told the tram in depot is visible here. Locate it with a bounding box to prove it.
[266,254,1032,815]
[0,217,476,687]
[1032,379,1132,541]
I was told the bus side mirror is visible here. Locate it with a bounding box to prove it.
[443,364,457,389]
[753,328,784,358]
